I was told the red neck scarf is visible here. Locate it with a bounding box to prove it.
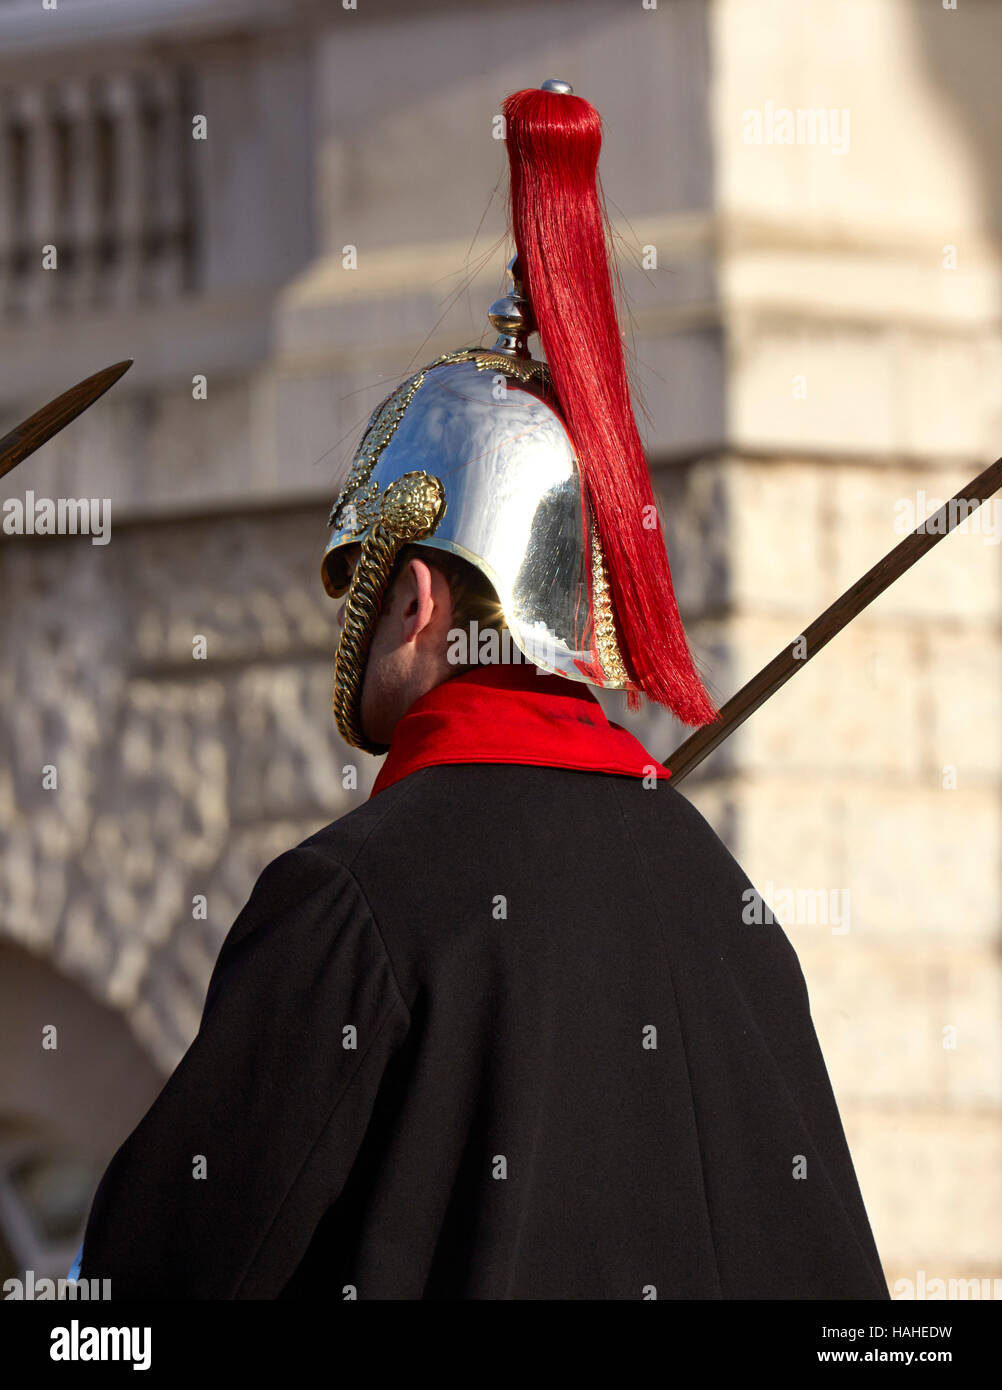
[370,663,671,798]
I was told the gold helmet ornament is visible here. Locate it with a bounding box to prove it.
[322,79,718,753]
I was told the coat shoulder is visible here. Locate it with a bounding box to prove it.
[297,763,751,909]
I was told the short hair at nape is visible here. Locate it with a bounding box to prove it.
[391,543,506,636]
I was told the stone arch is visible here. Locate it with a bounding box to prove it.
[0,941,163,1282]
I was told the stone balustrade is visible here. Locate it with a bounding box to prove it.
[0,66,193,319]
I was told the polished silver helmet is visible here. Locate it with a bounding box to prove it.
[322,78,717,751]
[321,261,632,752]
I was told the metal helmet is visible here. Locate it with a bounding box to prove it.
[322,81,717,753]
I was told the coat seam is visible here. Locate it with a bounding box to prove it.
[604,776,725,1298]
[232,993,406,1298]
[295,844,412,1027]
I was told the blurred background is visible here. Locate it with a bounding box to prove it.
[0,0,999,1295]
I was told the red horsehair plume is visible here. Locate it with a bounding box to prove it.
[502,86,717,727]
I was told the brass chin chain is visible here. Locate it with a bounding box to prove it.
[332,471,447,753]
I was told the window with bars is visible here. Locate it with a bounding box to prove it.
[0,66,197,318]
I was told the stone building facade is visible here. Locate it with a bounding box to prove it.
[0,0,998,1292]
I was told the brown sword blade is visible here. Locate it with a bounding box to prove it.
[665,454,1002,783]
[0,359,133,482]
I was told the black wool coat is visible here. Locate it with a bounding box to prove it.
[79,764,889,1300]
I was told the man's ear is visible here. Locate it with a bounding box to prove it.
[398,556,439,643]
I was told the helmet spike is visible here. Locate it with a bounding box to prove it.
[487,256,536,359]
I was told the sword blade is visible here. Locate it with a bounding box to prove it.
[665,454,1002,783]
[0,359,133,482]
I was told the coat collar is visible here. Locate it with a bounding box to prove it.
[370,662,671,797]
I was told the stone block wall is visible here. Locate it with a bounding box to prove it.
[679,450,1002,1292]
[0,506,375,1076]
